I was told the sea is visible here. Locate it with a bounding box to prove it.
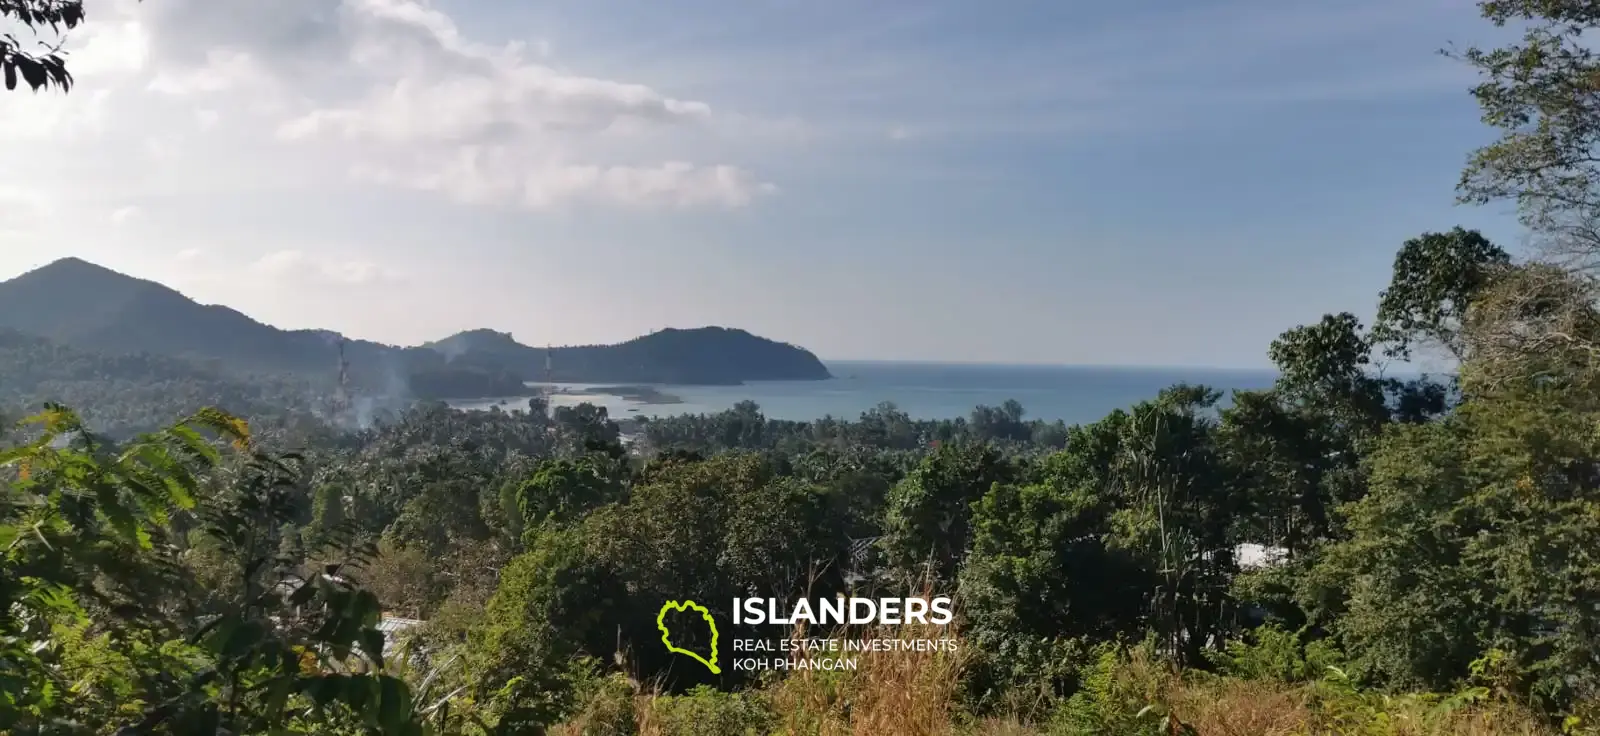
[446,361,1281,426]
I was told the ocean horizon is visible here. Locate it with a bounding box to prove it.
[447,360,1283,426]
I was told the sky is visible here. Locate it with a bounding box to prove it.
[0,0,1525,368]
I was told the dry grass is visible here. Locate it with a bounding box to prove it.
[1164,677,1312,736]
[763,617,968,736]
[551,623,1572,736]
[1144,663,1554,736]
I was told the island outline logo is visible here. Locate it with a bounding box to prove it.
[656,599,721,674]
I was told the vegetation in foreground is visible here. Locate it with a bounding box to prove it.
[11,0,1600,733]
[8,211,1599,734]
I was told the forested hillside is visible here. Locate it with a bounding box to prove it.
[0,328,324,436]
[425,327,832,384]
[8,1,1600,735]
[0,257,406,379]
[0,259,830,390]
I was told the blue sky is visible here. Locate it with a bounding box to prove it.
[0,0,1520,368]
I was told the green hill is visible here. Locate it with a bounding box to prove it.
[0,258,832,392]
[423,327,832,385]
[0,257,401,377]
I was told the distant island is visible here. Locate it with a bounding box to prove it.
[0,258,833,409]
[422,327,831,386]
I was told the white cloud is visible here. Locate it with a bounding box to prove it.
[142,136,182,161]
[352,150,774,210]
[147,50,261,95]
[0,0,770,212]
[519,162,776,210]
[249,249,396,285]
[0,88,113,141]
[0,4,145,144]
[259,0,761,209]
[277,71,712,144]
[110,205,142,225]
[0,189,47,234]
[70,19,151,78]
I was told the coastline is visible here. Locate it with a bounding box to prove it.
[442,363,1281,426]
[554,384,684,405]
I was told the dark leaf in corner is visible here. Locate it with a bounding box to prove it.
[17,57,46,90]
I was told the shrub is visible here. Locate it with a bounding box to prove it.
[643,686,775,736]
[1049,642,1180,736]
[961,634,1093,722]
[552,673,639,736]
[1206,623,1345,683]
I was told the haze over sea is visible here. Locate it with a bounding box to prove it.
[449,361,1282,425]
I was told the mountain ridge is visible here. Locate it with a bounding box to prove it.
[0,258,832,390]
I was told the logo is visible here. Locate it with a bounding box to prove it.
[656,600,721,674]
[732,597,953,626]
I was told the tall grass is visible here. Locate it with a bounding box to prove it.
[550,621,1574,736]
[762,615,968,736]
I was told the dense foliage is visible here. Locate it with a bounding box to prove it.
[0,329,325,438]
[1,406,427,734]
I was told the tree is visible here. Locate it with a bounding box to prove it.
[1261,315,1399,537]
[362,540,440,620]
[1456,1,1600,235]
[718,400,767,449]
[858,401,920,449]
[1218,389,1327,557]
[1300,420,1494,692]
[1445,1,1600,403]
[466,527,624,732]
[307,482,348,548]
[1303,384,1600,711]
[0,405,423,733]
[1374,228,1512,361]
[579,454,756,681]
[512,456,623,538]
[720,475,852,600]
[881,442,1009,585]
[971,400,1030,443]
[959,460,1149,716]
[385,478,492,560]
[1106,386,1241,667]
[0,0,79,93]
[1269,313,1388,426]
[1462,262,1600,396]
[552,403,623,458]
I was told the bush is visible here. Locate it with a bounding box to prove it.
[1050,642,1179,736]
[553,673,639,736]
[962,634,1093,721]
[1205,624,1344,683]
[644,686,775,736]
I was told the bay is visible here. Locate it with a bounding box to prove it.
[447,360,1280,426]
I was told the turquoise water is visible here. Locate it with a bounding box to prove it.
[448,361,1280,425]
